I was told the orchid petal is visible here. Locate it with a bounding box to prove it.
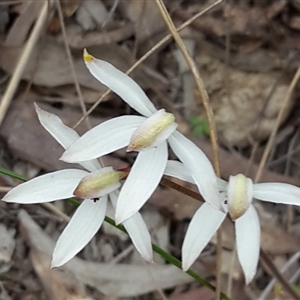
[164,160,195,184]
[2,169,87,204]
[253,183,300,206]
[168,131,221,209]
[182,203,226,271]
[61,116,145,163]
[217,178,228,192]
[84,50,157,117]
[35,104,100,172]
[51,196,107,267]
[235,205,260,284]
[109,191,153,262]
[115,142,168,224]
[164,160,227,192]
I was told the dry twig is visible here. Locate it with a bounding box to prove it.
[0,0,53,126]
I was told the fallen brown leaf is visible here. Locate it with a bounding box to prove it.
[119,0,165,45]
[168,287,214,300]
[0,102,126,172]
[5,1,44,47]
[18,210,193,297]
[0,40,164,94]
[30,249,92,300]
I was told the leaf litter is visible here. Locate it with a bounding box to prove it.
[1,0,300,299]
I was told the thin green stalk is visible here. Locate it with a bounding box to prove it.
[0,166,27,181]
[0,166,231,300]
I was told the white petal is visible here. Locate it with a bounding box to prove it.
[235,205,260,284]
[2,169,87,204]
[84,50,157,117]
[217,178,228,192]
[182,203,226,271]
[164,160,195,184]
[253,183,300,206]
[168,131,221,209]
[35,103,100,172]
[164,161,228,192]
[115,142,168,224]
[109,191,153,262]
[61,116,145,163]
[51,196,107,267]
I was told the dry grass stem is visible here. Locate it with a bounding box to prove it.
[153,1,223,299]
[55,0,90,130]
[154,0,221,176]
[0,186,11,192]
[41,202,70,222]
[255,64,300,183]
[0,0,52,126]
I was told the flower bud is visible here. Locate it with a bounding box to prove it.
[74,167,126,199]
[128,109,177,151]
[227,174,253,220]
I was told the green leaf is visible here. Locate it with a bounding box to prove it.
[189,116,210,137]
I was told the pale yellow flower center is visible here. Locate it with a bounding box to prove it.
[227,173,253,220]
[128,112,175,151]
[74,170,126,199]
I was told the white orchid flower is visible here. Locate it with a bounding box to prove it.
[2,105,153,267]
[165,160,300,284]
[60,51,221,224]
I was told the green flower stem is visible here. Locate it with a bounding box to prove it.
[0,166,231,300]
[103,214,230,300]
[0,166,27,181]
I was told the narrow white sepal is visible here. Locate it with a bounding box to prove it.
[253,183,300,206]
[217,178,228,192]
[109,191,153,262]
[168,131,221,209]
[182,203,226,271]
[35,103,100,172]
[164,161,228,192]
[2,169,88,203]
[235,205,260,284]
[115,142,168,224]
[164,160,195,184]
[84,51,157,117]
[60,116,145,163]
[51,196,108,268]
